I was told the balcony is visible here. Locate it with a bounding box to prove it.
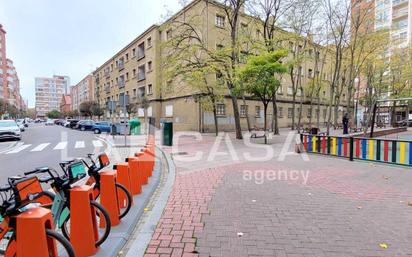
[118,81,125,88]
[393,0,408,7]
[392,10,408,19]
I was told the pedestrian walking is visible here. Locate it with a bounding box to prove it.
[343,113,349,134]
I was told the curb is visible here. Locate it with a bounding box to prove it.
[124,146,176,257]
[93,146,166,257]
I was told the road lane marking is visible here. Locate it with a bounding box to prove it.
[6,144,32,154]
[92,140,103,148]
[31,143,50,152]
[54,142,67,150]
[75,141,85,148]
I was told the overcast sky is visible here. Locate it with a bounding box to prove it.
[0,0,181,108]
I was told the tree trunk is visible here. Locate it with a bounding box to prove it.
[297,87,303,130]
[212,103,219,136]
[242,96,251,132]
[272,94,279,135]
[264,103,268,144]
[317,94,321,129]
[230,94,243,139]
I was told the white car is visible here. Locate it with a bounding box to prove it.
[16,119,25,132]
[0,120,21,140]
[45,119,54,126]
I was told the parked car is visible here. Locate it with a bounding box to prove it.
[76,120,95,131]
[15,119,25,132]
[92,121,112,134]
[0,120,21,141]
[54,119,65,125]
[68,120,80,129]
[396,119,412,127]
[45,119,54,126]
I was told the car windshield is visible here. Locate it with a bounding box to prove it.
[0,121,17,127]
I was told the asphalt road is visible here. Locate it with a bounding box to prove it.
[0,123,109,183]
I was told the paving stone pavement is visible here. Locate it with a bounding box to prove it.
[144,133,412,257]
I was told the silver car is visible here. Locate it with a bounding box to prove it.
[0,120,21,140]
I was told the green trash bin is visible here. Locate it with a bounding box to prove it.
[162,121,173,146]
[129,119,141,135]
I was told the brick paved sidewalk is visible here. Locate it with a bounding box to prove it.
[143,133,412,257]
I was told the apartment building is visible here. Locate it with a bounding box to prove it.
[71,74,94,111]
[5,59,21,108]
[94,0,343,132]
[0,24,25,110]
[0,24,6,101]
[35,75,70,118]
[354,0,412,47]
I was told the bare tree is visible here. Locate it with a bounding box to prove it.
[322,0,351,135]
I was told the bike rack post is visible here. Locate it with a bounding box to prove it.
[113,163,133,208]
[100,171,121,227]
[143,147,154,176]
[70,185,98,257]
[16,207,56,257]
[125,157,142,195]
[134,152,149,185]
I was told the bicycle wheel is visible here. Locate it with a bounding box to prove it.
[61,200,111,247]
[115,182,132,219]
[4,229,75,257]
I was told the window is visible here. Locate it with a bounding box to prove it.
[256,30,261,38]
[240,105,248,117]
[217,104,226,116]
[308,69,313,78]
[118,75,125,88]
[148,61,152,71]
[288,41,293,50]
[132,48,136,57]
[287,86,293,95]
[137,42,145,59]
[255,106,261,117]
[118,57,124,69]
[126,53,129,61]
[126,72,129,80]
[133,89,137,96]
[288,108,293,118]
[278,107,284,118]
[216,15,225,28]
[138,87,145,97]
[148,84,153,95]
[307,49,313,57]
[277,86,283,95]
[138,65,146,81]
[166,29,172,40]
[133,69,136,77]
[323,109,327,119]
[147,37,152,47]
[307,108,312,118]
[216,71,223,80]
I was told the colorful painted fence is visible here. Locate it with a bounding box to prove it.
[300,134,412,167]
